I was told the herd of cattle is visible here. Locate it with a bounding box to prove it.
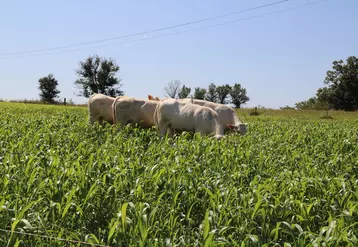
[87,93,248,140]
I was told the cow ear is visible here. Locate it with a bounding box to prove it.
[227,124,235,129]
[148,95,153,100]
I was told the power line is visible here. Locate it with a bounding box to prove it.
[0,0,329,60]
[0,0,288,57]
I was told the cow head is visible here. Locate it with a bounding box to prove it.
[227,123,247,135]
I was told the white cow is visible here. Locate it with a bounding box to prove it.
[153,98,224,139]
[87,93,117,124]
[148,95,247,135]
[112,97,159,128]
[148,94,194,103]
[182,99,247,135]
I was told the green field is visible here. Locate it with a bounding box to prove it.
[0,102,357,246]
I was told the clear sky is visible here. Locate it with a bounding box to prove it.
[0,0,357,108]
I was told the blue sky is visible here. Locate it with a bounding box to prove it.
[0,0,357,108]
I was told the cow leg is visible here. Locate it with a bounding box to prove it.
[158,120,170,137]
[89,115,95,124]
[97,116,104,125]
[167,126,174,137]
[194,127,208,136]
[107,119,114,125]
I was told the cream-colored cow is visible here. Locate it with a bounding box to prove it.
[112,97,159,128]
[87,93,116,124]
[147,94,194,103]
[182,98,247,135]
[148,95,247,135]
[153,98,224,139]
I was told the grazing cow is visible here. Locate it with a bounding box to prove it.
[88,93,130,125]
[153,98,224,139]
[182,99,247,135]
[112,97,159,128]
[148,94,247,135]
[87,93,117,124]
[147,94,194,103]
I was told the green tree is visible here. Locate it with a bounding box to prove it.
[280,105,296,110]
[322,56,358,111]
[295,97,317,110]
[193,87,207,100]
[205,83,217,102]
[315,87,333,109]
[229,83,249,108]
[295,95,328,110]
[74,55,123,98]
[178,85,191,99]
[216,84,232,104]
[38,74,60,103]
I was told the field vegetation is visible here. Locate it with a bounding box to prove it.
[0,102,357,246]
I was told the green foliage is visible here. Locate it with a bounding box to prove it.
[74,55,123,98]
[1,103,357,246]
[322,56,358,111]
[205,83,218,102]
[295,97,329,110]
[163,82,249,105]
[194,87,207,100]
[178,85,191,99]
[215,84,232,104]
[280,105,296,110]
[296,97,318,110]
[297,56,358,111]
[230,83,249,108]
[38,74,60,103]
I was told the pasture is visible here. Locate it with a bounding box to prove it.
[0,102,357,246]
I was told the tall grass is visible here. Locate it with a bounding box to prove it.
[0,103,357,246]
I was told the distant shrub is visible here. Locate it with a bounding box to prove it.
[320,114,334,119]
[280,105,296,110]
[249,107,261,116]
[320,109,334,119]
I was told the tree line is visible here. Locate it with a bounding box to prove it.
[37,54,357,111]
[163,80,249,108]
[37,54,250,108]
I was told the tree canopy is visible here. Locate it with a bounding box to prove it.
[74,55,123,98]
[178,85,191,99]
[295,56,358,111]
[193,87,207,100]
[216,84,232,104]
[38,74,60,103]
[205,83,218,102]
[229,83,250,108]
